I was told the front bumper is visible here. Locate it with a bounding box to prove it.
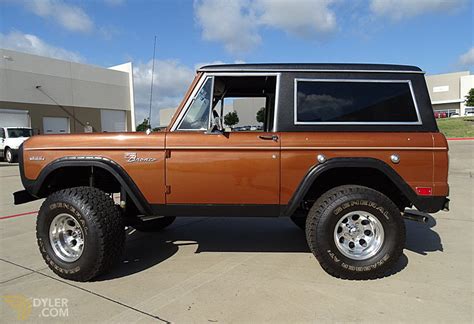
[13,190,38,205]
[13,144,39,205]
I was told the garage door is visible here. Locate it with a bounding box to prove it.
[101,109,126,132]
[0,109,30,128]
[43,117,69,134]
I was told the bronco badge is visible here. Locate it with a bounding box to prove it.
[124,152,156,163]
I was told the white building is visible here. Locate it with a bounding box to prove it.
[0,49,135,134]
[425,71,474,116]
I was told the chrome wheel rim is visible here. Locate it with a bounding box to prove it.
[49,213,84,262]
[333,211,384,260]
[6,150,12,162]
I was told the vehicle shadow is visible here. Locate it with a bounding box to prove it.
[404,213,443,255]
[95,217,309,281]
[96,215,442,281]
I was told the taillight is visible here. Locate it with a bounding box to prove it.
[416,187,433,196]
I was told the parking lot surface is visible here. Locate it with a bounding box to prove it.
[1,141,472,323]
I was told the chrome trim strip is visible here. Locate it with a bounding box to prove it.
[167,146,278,150]
[273,73,281,132]
[281,146,447,151]
[25,147,165,151]
[198,68,425,74]
[25,146,447,151]
[166,146,446,151]
[293,78,423,126]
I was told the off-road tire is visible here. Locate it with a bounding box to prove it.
[36,187,125,282]
[132,216,176,232]
[5,148,14,163]
[305,185,405,280]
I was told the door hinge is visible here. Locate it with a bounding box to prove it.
[165,150,171,158]
[165,185,171,195]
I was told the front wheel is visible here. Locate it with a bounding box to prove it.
[36,187,125,282]
[5,148,14,163]
[306,185,405,280]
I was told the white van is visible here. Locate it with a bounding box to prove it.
[0,127,33,163]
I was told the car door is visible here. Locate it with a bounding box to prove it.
[164,75,281,216]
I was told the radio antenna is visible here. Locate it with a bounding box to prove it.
[148,35,157,131]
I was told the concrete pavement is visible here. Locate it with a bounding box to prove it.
[0,141,472,323]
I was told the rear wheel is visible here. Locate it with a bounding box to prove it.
[132,216,176,232]
[37,187,125,282]
[306,185,405,280]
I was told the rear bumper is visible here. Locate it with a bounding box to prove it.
[414,196,449,213]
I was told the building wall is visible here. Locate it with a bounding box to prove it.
[430,103,460,112]
[231,98,266,127]
[425,71,472,115]
[0,48,134,132]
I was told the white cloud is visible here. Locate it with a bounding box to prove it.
[370,0,466,20]
[256,0,336,38]
[194,0,337,54]
[458,47,474,67]
[194,0,261,54]
[0,31,84,62]
[133,60,195,126]
[25,0,94,33]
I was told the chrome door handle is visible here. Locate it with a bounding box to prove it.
[259,135,278,141]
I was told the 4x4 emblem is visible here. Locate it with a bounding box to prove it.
[124,152,157,163]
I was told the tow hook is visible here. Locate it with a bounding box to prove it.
[403,210,429,223]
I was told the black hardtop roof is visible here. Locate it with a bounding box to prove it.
[198,63,423,73]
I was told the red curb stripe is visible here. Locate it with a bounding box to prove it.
[0,211,38,220]
[447,138,474,141]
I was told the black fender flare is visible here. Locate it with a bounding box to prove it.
[283,157,441,216]
[23,156,152,215]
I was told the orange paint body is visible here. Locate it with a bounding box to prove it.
[20,71,449,211]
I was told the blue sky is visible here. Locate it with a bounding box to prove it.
[1,0,473,126]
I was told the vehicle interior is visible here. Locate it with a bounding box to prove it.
[211,76,277,132]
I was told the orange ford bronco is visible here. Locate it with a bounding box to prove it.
[14,64,449,281]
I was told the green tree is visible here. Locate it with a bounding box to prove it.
[256,107,265,123]
[465,88,474,107]
[136,118,150,132]
[224,111,239,128]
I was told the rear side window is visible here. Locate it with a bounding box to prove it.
[295,79,420,124]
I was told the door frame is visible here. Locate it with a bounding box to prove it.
[169,72,281,133]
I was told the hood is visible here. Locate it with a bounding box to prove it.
[22,132,166,150]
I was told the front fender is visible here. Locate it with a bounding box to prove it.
[19,151,152,215]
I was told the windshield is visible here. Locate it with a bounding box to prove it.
[7,128,32,138]
[178,77,212,130]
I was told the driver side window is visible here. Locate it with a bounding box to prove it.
[177,77,213,131]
